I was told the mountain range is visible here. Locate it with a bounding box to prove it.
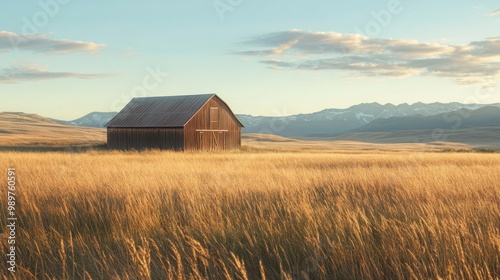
[53,102,500,138]
[353,106,500,132]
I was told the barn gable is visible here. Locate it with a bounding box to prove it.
[106,94,243,150]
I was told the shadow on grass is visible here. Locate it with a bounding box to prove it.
[437,148,498,153]
[0,144,108,153]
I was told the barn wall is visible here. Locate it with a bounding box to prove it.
[184,97,241,150]
[107,128,184,150]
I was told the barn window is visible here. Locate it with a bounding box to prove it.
[210,107,219,129]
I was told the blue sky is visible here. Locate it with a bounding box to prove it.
[0,0,499,120]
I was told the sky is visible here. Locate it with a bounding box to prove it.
[0,0,499,120]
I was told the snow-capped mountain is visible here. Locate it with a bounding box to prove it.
[238,102,499,137]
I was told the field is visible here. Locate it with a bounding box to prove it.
[1,149,499,279]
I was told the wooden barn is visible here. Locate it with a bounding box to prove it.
[106,94,244,151]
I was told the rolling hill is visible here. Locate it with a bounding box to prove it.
[242,133,472,151]
[334,127,500,150]
[0,112,106,148]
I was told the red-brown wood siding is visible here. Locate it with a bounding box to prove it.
[107,128,184,150]
[184,98,241,150]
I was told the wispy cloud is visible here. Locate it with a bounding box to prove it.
[0,31,105,54]
[0,65,108,83]
[489,8,500,16]
[237,30,500,86]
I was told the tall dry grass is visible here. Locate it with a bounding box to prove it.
[0,150,499,279]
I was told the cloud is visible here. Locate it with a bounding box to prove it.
[489,8,500,16]
[237,30,500,86]
[0,31,105,54]
[0,65,108,83]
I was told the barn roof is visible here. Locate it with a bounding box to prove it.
[106,94,244,128]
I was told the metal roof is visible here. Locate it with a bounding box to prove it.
[106,94,244,128]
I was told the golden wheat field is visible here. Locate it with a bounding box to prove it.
[0,149,499,280]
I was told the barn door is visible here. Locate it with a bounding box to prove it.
[196,130,227,151]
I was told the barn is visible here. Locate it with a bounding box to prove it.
[106,94,244,151]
